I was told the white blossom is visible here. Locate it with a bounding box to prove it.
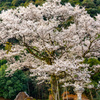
[0,0,100,92]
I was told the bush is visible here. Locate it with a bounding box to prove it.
[93,90,100,100]
[0,59,7,66]
[35,0,45,6]
[3,2,11,6]
[0,69,29,100]
[96,0,100,5]
[12,0,20,6]
[82,0,96,8]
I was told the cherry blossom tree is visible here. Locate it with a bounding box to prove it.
[0,0,100,100]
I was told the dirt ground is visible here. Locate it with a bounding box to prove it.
[0,97,10,100]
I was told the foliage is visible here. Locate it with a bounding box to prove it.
[0,64,7,76]
[35,0,45,6]
[83,58,100,84]
[0,0,43,13]
[0,0,100,17]
[12,0,20,6]
[0,69,29,100]
[29,80,49,99]
[0,59,49,100]
[93,90,100,100]
[84,58,100,67]
[61,0,100,17]
[5,42,12,54]
[82,0,95,8]
[68,0,81,6]
[83,58,100,99]
[0,59,7,76]
[0,59,7,66]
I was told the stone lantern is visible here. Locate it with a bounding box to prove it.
[74,87,84,100]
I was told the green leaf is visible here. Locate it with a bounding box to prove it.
[5,42,12,54]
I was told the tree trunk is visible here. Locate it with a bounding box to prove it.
[89,90,93,100]
[50,75,60,100]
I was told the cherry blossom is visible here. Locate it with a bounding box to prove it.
[0,0,100,100]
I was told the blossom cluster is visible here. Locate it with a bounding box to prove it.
[0,0,100,90]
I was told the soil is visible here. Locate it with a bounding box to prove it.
[0,97,10,100]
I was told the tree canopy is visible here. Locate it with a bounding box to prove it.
[0,0,100,100]
[0,0,100,17]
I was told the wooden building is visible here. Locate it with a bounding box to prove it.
[14,92,33,100]
[62,92,89,100]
